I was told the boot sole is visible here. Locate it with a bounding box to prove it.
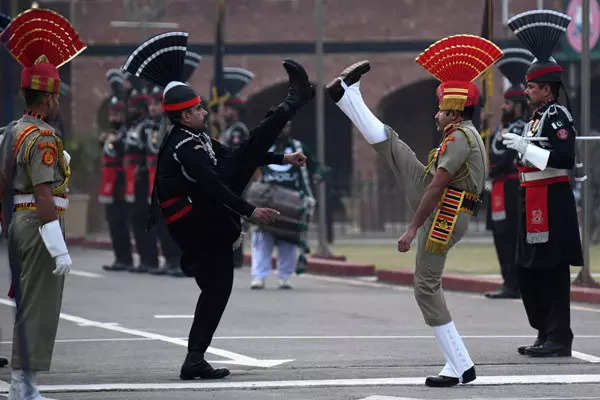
[341,60,371,86]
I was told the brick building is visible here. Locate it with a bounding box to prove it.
[1,0,586,233]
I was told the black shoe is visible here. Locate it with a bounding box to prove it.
[282,59,315,110]
[148,264,170,275]
[129,264,149,273]
[518,337,545,355]
[326,60,371,102]
[102,262,131,271]
[526,341,571,357]
[425,366,476,387]
[0,357,8,368]
[484,288,520,299]
[180,353,230,380]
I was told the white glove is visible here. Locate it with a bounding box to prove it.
[502,133,528,154]
[39,219,72,275]
[63,150,71,165]
[53,254,72,275]
[502,132,550,170]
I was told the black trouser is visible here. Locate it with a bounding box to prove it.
[518,263,573,347]
[105,189,133,266]
[493,229,519,293]
[187,245,234,354]
[130,174,158,267]
[183,104,294,356]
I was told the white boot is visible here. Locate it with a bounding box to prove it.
[8,370,46,400]
[336,81,387,145]
[432,321,475,382]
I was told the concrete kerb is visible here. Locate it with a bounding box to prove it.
[69,238,600,304]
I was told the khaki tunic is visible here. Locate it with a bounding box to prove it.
[373,120,486,326]
[7,114,69,371]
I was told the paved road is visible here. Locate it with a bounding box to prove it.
[1,244,599,400]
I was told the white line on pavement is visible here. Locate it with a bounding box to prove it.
[572,351,600,363]
[154,315,194,318]
[302,274,412,291]
[0,298,292,368]
[0,375,599,394]
[68,269,104,278]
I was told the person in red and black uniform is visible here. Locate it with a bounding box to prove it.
[505,10,583,357]
[100,70,134,271]
[123,32,314,379]
[123,78,161,273]
[484,48,533,299]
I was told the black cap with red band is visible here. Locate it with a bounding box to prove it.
[508,10,571,84]
[495,48,533,102]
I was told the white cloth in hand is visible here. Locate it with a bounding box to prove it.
[502,133,528,155]
[63,150,71,165]
[53,253,72,275]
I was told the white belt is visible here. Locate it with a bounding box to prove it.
[519,168,569,183]
[13,194,69,209]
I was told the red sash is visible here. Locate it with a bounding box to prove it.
[8,284,14,298]
[519,167,569,244]
[123,154,144,203]
[491,173,518,222]
[146,154,158,204]
[98,156,122,204]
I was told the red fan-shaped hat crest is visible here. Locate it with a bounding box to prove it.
[416,35,502,110]
[1,8,86,93]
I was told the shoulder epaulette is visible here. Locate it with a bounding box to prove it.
[13,125,39,156]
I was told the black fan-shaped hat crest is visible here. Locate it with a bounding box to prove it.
[507,10,571,62]
[122,31,188,88]
[495,48,534,86]
[222,67,255,98]
[182,51,202,82]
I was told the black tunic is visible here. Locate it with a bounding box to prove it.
[155,106,290,274]
[516,101,583,269]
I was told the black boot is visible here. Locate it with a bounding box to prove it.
[518,336,545,355]
[102,262,131,271]
[326,60,371,102]
[425,366,476,387]
[0,357,8,368]
[148,264,170,275]
[525,341,571,357]
[484,288,520,299]
[180,352,230,380]
[281,59,315,112]
[129,264,149,273]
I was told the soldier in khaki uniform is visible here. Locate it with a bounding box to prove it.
[0,8,85,400]
[326,35,502,387]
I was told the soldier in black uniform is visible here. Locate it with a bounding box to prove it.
[146,87,183,276]
[100,70,134,271]
[123,32,314,379]
[122,78,160,273]
[484,48,533,299]
[505,10,583,357]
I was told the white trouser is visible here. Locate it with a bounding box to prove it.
[336,80,387,144]
[433,321,474,379]
[251,230,297,280]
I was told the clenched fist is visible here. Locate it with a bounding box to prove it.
[283,152,307,167]
[250,208,280,225]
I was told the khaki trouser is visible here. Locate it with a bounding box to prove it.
[9,210,64,371]
[373,126,470,326]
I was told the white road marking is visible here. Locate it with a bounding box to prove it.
[0,375,599,394]
[68,269,103,278]
[154,315,194,318]
[571,305,600,313]
[3,334,600,344]
[358,397,600,400]
[302,274,411,291]
[0,298,292,368]
[572,351,600,363]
